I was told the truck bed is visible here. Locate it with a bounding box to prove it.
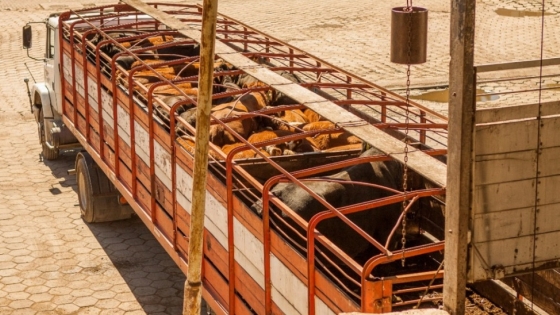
[58,2,448,314]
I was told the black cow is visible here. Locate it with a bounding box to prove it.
[252,148,405,259]
[152,43,200,60]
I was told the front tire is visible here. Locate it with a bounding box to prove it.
[76,152,133,223]
[38,110,59,160]
[41,142,59,160]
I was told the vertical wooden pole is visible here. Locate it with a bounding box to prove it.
[184,0,218,314]
[443,1,476,315]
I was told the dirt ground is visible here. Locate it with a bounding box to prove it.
[465,289,508,315]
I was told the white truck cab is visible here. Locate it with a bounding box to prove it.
[23,14,79,160]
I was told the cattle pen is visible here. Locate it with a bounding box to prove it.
[28,0,538,313]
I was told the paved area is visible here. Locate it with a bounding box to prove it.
[0,2,188,314]
[1,0,559,314]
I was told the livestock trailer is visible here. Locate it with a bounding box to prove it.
[23,1,450,313]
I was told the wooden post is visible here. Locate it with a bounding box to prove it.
[443,1,476,315]
[184,0,218,314]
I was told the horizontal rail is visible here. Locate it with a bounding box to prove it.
[475,57,560,73]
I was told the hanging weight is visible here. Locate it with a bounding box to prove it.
[391,6,428,64]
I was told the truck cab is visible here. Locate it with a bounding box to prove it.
[23,14,79,160]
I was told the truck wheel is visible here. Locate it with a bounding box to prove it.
[76,152,134,223]
[38,110,59,160]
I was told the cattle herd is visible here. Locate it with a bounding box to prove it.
[91,33,364,160]
[89,33,443,272]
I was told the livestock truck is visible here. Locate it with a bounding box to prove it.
[23,1,449,313]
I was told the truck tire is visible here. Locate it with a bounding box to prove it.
[38,110,59,160]
[76,152,134,223]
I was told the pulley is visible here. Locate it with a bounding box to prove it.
[390,6,428,64]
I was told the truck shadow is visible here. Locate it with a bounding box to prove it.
[41,150,195,313]
[85,217,186,314]
[41,149,80,194]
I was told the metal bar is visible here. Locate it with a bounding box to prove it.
[362,241,446,282]
[69,21,79,134]
[334,99,405,106]
[58,15,69,122]
[94,36,105,166]
[387,270,445,285]
[146,82,159,226]
[82,30,92,147]
[184,0,218,314]
[477,72,560,84]
[127,64,138,200]
[225,145,237,315]
[394,296,442,307]
[262,180,273,314]
[419,111,427,144]
[477,86,560,97]
[109,51,121,179]
[384,195,420,248]
[169,102,190,252]
[374,122,448,130]
[219,38,284,46]
[475,57,560,73]
[444,1,476,314]
[393,284,444,294]
[307,191,441,314]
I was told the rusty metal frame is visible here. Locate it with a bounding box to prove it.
[58,3,451,314]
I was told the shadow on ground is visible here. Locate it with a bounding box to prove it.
[86,218,186,314]
[42,148,80,194]
[41,145,214,314]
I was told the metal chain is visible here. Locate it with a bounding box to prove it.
[401,0,413,267]
[531,0,546,311]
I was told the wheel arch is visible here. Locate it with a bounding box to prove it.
[31,83,55,119]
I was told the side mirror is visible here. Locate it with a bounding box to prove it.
[23,25,32,49]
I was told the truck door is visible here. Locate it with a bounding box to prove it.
[44,23,58,117]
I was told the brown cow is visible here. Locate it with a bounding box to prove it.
[221,142,271,159]
[283,137,321,155]
[302,121,362,150]
[280,109,308,124]
[303,108,323,123]
[247,129,298,156]
[208,91,271,146]
[152,82,198,96]
[176,136,222,160]
[322,143,363,152]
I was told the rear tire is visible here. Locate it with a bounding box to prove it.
[76,152,133,223]
[38,110,59,160]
